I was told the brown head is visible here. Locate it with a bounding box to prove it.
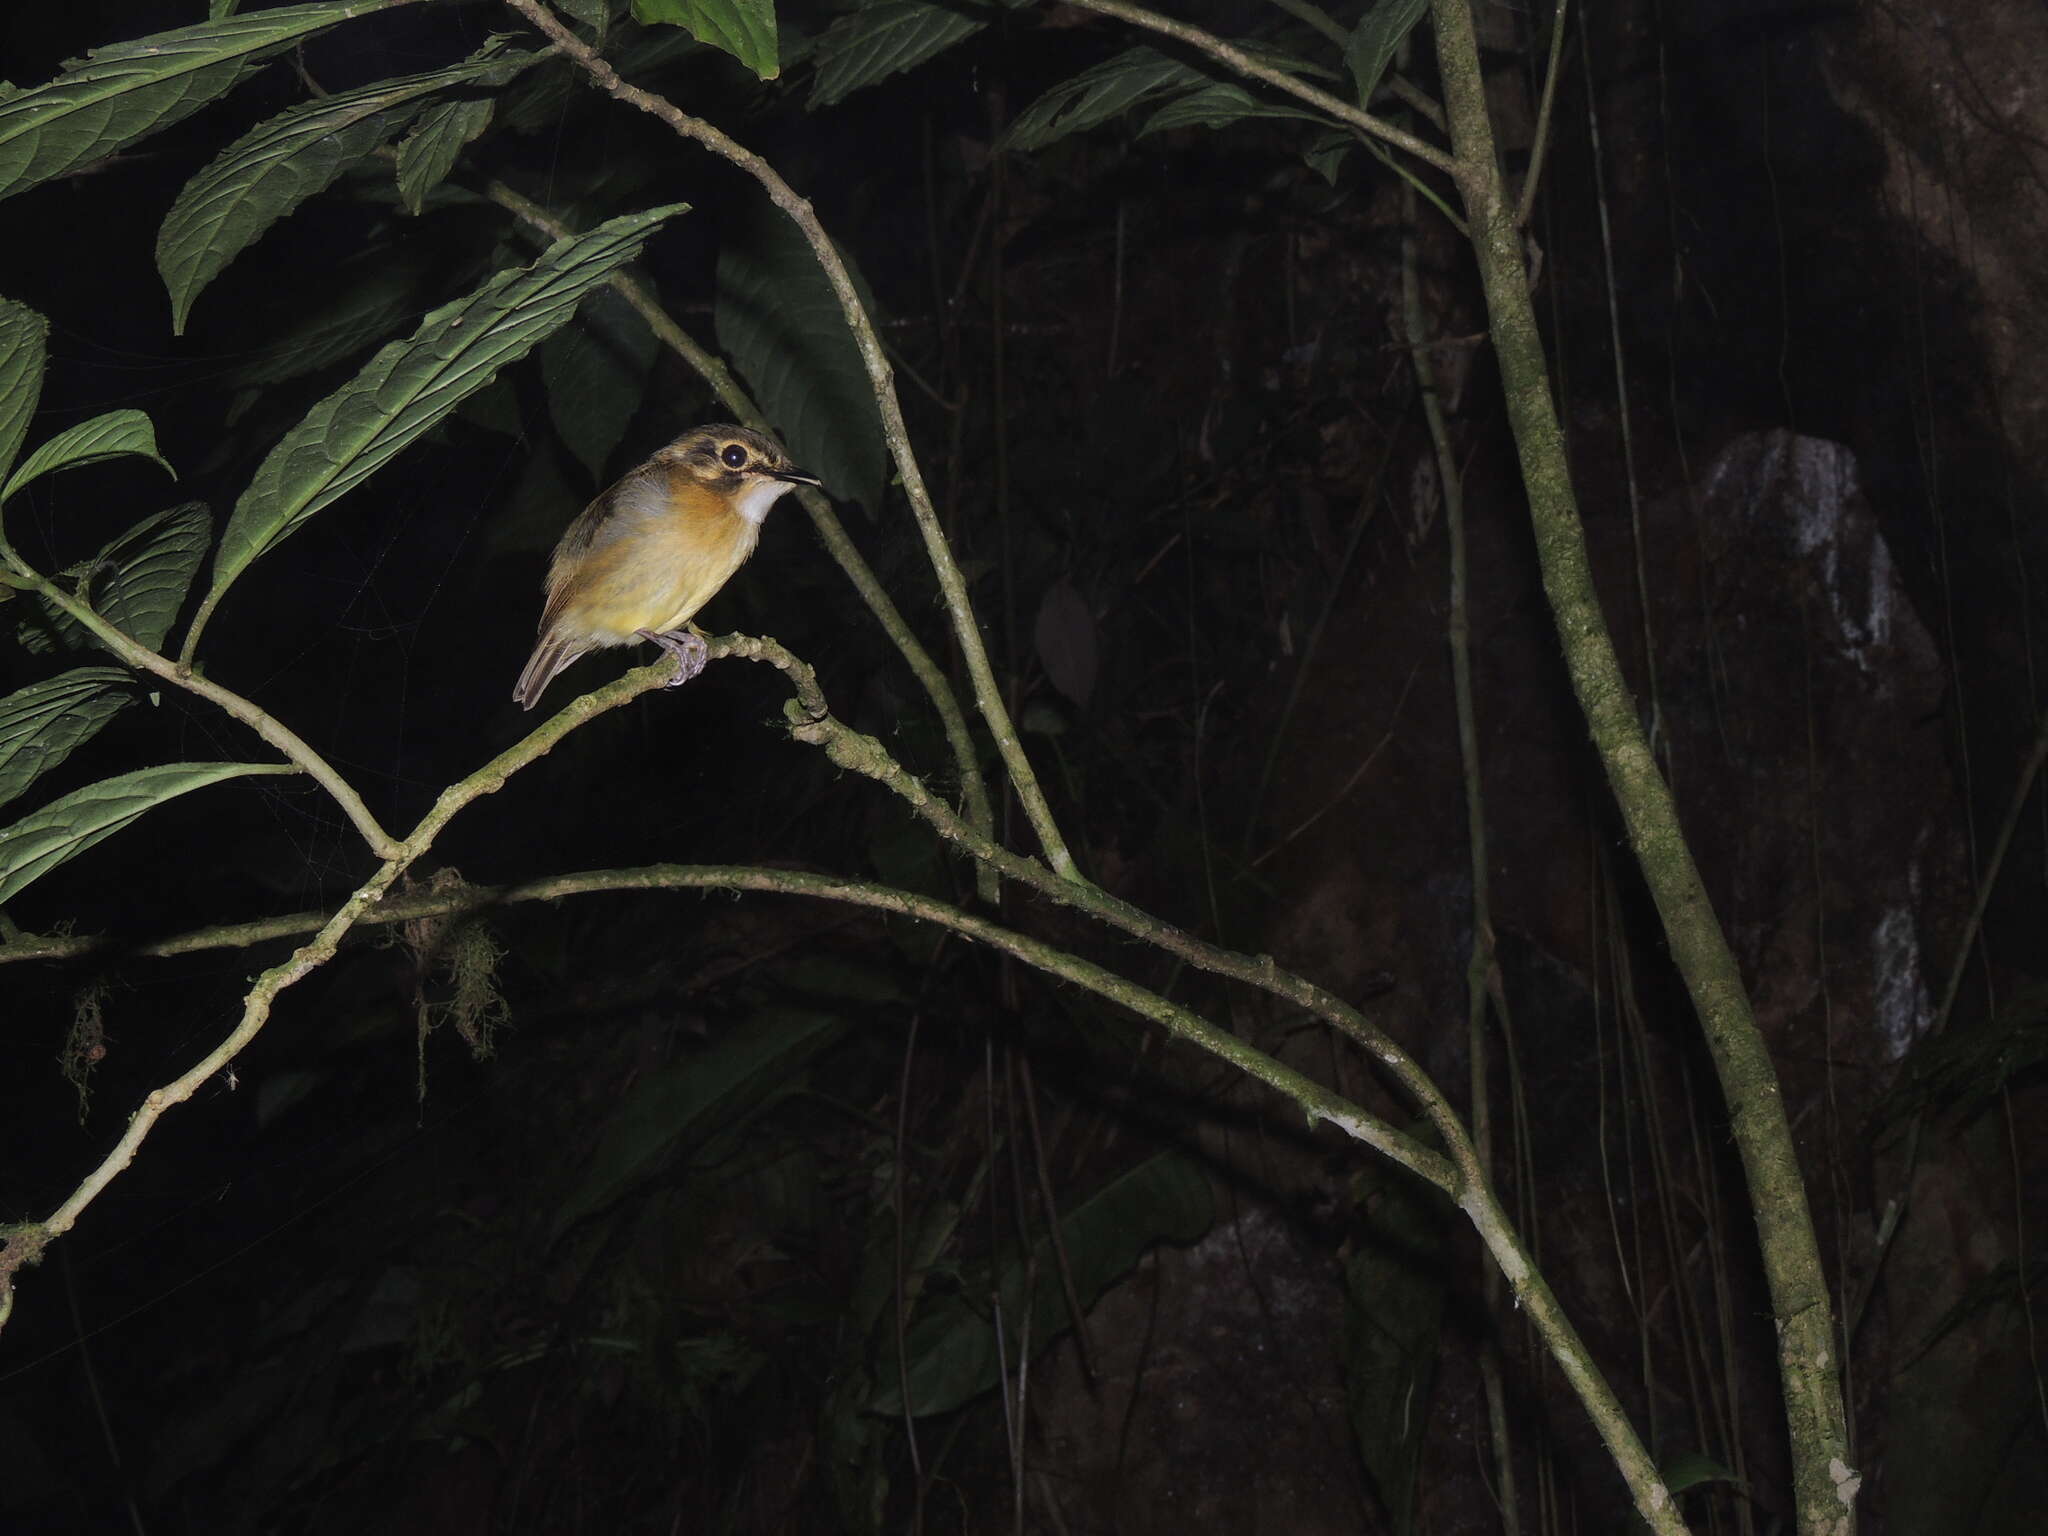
[653,425,821,527]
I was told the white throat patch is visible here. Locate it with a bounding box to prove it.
[733,476,802,527]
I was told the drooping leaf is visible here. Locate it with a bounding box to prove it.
[540,289,661,482]
[550,1008,848,1240]
[495,23,703,137]
[223,246,447,389]
[1344,0,1428,109]
[809,0,992,109]
[193,203,689,648]
[555,0,616,31]
[714,200,887,514]
[89,502,212,651]
[1002,41,1331,151]
[1341,1139,1448,1534]
[872,1153,1213,1417]
[1033,577,1096,707]
[1661,1450,1742,1496]
[636,0,782,81]
[1001,46,1204,152]
[0,298,49,487]
[156,44,537,334]
[394,97,495,216]
[0,667,133,810]
[1140,80,1327,136]
[0,760,295,906]
[0,2,383,204]
[1304,127,1352,184]
[1,410,174,504]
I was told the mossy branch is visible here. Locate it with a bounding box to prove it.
[0,651,676,1315]
[1428,0,1852,1530]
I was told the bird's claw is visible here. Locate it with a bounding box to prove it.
[637,628,710,688]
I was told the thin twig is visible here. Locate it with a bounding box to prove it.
[0,541,399,858]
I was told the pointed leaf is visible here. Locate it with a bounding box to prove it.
[873,1153,1212,1416]
[156,46,536,333]
[541,289,660,482]
[0,760,295,906]
[635,0,782,81]
[223,246,445,389]
[809,0,991,109]
[550,1008,848,1239]
[1341,1141,1448,1533]
[195,203,689,640]
[1033,577,1096,707]
[0,2,385,204]
[1140,81,1327,136]
[1661,1450,1741,1496]
[714,200,886,513]
[0,667,133,810]
[394,97,495,216]
[1344,0,1428,109]
[0,298,49,486]
[1304,127,1352,184]
[2,410,174,503]
[91,502,212,651]
[1000,46,1202,152]
[555,0,615,31]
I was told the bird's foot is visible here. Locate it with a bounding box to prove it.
[638,627,711,688]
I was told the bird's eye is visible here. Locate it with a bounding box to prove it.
[720,443,749,470]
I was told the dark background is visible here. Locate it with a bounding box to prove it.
[2,0,2044,1531]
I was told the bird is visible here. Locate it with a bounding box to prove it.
[513,424,821,711]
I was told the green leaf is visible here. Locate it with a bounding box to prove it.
[540,290,661,483]
[156,45,537,334]
[1139,80,1327,136]
[1,410,175,504]
[1001,46,1202,152]
[1344,0,1427,109]
[193,203,689,646]
[1661,1450,1741,1496]
[0,667,133,811]
[1341,1142,1448,1534]
[0,760,295,906]
[0,1,382,204]
[809,0,991,109]
[635,0,782,81]
[88,502,212,651]
[872,1153,1213,1417]
[394,97,495,216]
[1303,126,1351,184]
[714,200,887,514]
[550,1008,848,1239]
[223,246,446,389]
[556,0,616,30]
[0,298,49,487]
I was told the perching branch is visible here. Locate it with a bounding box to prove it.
[500,0,1078,884]
[0,649,680,1317]
[4,618,1663,1502]
[478,177,998,901]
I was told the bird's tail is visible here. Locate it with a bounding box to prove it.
[513,633,583,710]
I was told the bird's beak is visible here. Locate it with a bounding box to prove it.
[769,466,823,487]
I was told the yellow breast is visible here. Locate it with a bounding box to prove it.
[554,478,760,644]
